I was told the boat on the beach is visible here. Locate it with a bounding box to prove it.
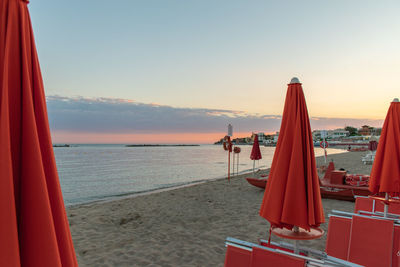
[245,177,267,189]
[319,162,370,201]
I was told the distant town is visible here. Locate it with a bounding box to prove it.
[214,125,382,146]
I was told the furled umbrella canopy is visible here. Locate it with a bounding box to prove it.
[0,0,77,266]
[368,135,378,151]
[250,134,262,173]
[368,140,378,152]
[369,99,400,196]
[259,78,324,231]
[250,134,262,160]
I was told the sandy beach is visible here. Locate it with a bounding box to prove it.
[67,150,373,266]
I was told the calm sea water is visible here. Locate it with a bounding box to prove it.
[54,145,345,206]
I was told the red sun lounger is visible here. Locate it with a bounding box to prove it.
[347,215,394,267]
[393,225,400,267]
[250,246,305,267]
[224,244,252,267]
[325,215,352,260]
[355,196,400,216]
[226,237,362,267]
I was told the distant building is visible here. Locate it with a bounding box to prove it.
[312,129,349,140]
[329,129,350,139]
[257,132,266,143]
[273,132,279,143]
[264,139,273,144]
[358,125,372,136]
[312,130,322,140]
[370,127,382,136]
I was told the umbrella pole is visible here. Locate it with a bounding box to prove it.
[228,151,231,181]
[384,192,389,217]
[293,226,300,254]
[323,136,327,164]
[232,152,235,176]
[253,160,255,173]
[237,154,239,175]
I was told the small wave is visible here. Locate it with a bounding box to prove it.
[66,179,208,207]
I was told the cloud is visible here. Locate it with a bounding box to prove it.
[46,95,384,135]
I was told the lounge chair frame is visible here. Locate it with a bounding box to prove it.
[225,237,362,267]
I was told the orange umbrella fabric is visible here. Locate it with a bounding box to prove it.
[250,134,262,160]
[259,78,324,231]
[369,99,400,196]
[0,0,77,266]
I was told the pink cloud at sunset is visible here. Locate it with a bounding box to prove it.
[51,131,253,144]
[47,96,384,144]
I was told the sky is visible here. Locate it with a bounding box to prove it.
[28,1,400,143]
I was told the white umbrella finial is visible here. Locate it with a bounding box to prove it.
[393,98,399,103]
[290,77,300,84]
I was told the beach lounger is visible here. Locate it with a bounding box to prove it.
[361,151,375,165]
[328,210,400,266]
[354,196,400,216]
[352,198,400,265]
[347,215,394,267]
[354,196,377,213]
[250,246,305,267]
[325,215,352,260]
[225,237,361,267]
[392,226,400,267]
[224,244,252,267]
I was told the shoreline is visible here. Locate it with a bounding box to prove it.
[66,166,260,208]
[65,148,346,207]
[66,166,264,208]
[68,150,370,266]
[125,144,200,147]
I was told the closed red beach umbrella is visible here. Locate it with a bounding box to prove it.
[250,134,262,173]
[0,0,77,266]
[259,78,324,231]
[369,99,400,196]
[250,134,262,160]
[368,140,378,151]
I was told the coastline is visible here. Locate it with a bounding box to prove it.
[68,150,371,266]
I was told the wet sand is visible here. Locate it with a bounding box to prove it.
[67,150,372,266]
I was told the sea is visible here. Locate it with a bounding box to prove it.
[54,144,345,206]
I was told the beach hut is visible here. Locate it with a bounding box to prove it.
[0,0,77,265]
